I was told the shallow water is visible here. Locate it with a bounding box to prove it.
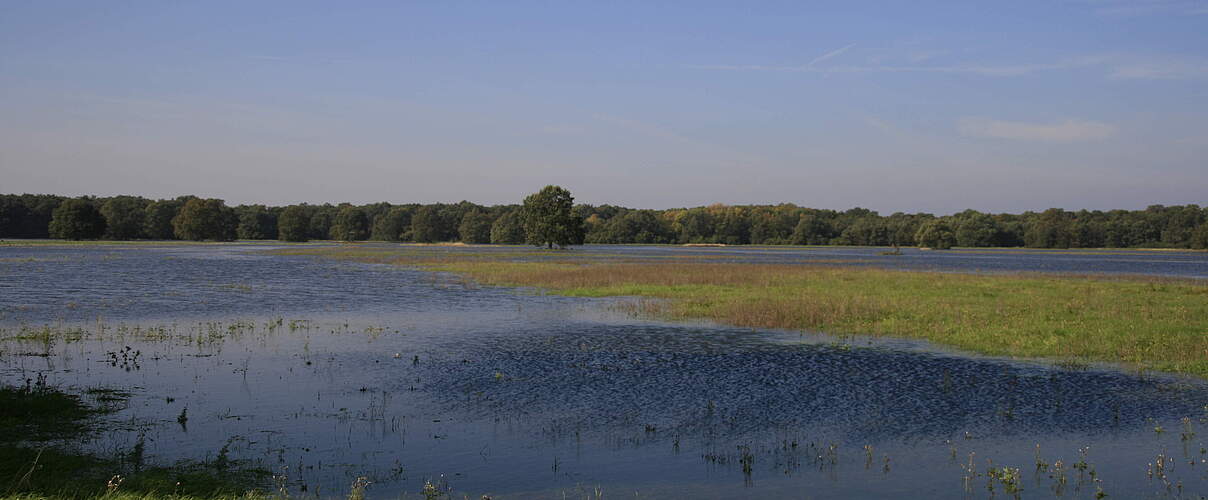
[1,244,1207,499]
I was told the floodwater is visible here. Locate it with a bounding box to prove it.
[1,243,1207,499]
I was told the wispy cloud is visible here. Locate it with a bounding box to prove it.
[958,118,1117,142]
[690,59,1094,77]
[807,44,855,68]
[245,54,357,64]
[1109,59,1208,79]
[694,51,1208,81]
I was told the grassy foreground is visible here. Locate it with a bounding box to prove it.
[279,246,1208,377]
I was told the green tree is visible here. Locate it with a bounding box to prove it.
[953,210,998,247]
[0,197,24,238]
[714,208,750,245]
[1190,223,1208,250]
[520,185,584,249]
[236,205,278,240]
[307,204,337,240]
[458,210,492,244]
[48,198,106,240]
[277,205,311,242]
[1024,208,1072,248]
[914,219,957,249]
[1161,205,1204,247]
[885,213,923,247]
[331,205,369,241]
[172,198,236,241]
[593,210,672,244]
[99,196,149,240]
[489,210,525,244]
[838,217,890,246]
[672,209,714,244]
[1,194,65,238]
[410,206,441,243]
[790,214,831,245]
[371,206,412,242]
[143,199,182,240]
[749,209,795,245]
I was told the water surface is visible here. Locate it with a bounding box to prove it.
[1,243,1206,499]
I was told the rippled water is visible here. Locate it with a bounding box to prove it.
[1,244,1206,499]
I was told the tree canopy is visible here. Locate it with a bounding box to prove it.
[173,198,236,241]
[2,193,1206,250]
[520,185,584,249]
[277,205,311,242]
[48,198,106,240]
[331,205,369,241]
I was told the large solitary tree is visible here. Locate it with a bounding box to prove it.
[520,185,584,249]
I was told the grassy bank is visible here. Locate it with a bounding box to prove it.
[278,246,1208,377]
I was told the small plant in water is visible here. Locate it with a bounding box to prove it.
[421,476,451,500]
[987,466,1023,496]
[105,475,123,495]
[1073,447,1090,472]
[738,445,755,482]
[347,476,371,500]
[1050,460,1067,497]
[960,452,977,494]
[273,466,289,498]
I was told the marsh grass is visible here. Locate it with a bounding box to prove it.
[0,384,271,500]
[278,244,1208,377]
[0,383,99,441]
[434,261,1208,376]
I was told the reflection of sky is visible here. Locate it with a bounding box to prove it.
[3,2,1208,213]
[1,244,1206,498]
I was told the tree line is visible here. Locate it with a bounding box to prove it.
[2,192,1207,249]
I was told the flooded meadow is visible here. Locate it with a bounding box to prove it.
[2,243,1207,499]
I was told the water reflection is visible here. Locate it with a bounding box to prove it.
[1,244,1206,498]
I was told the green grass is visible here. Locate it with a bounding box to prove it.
[0,384,99,441]
[276,246,1208,377]
[0,385,270,500]
[452,261,1208,376]
[0,447,271,500]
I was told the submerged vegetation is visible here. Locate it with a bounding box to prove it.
[281,245,1208,377]
[0,382,269,500]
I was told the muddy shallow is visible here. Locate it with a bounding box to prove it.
[2,244,1206,498]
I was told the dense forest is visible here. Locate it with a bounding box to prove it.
[2,193,1207,249]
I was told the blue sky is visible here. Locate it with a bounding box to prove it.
[1,1,1206,213]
